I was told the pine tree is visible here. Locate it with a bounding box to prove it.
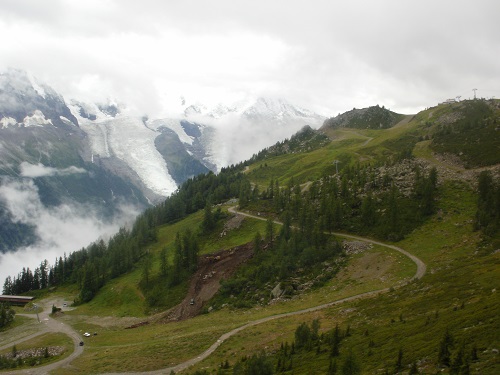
[331,324,341,357]
[341,350,361,375]
[3,276,13,295]
[266,218,274,245]
[160,247,168,277]
[328,359,338,375]
[438,329,455,367]
[253,232,262,254]
[295,322,312,350]
[141,252,152,287]
[395,347,404,373]
[311,318,320,341]
[202,202,215,233]
[0,303,15,328]
[361,193,376,227]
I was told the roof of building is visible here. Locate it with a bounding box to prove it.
[0,295,35,300]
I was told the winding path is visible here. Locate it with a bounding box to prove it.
[1,301,84,375]
[108,207,426,374]
[228,207,426,279]
[2,208,426,374]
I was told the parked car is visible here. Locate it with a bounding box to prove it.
[83,332,91,337]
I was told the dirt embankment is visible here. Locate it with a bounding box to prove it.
[160,243,254,322]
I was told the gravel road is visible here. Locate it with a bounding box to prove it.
[1,207,426,374]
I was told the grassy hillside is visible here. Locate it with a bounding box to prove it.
[2,100,499,374]
[189,181,499,374]
[428,99,500,167]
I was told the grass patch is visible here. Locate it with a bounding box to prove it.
[186,176,499,374]
[398,179,479,266]
[0,332,72,355]
[0,314,32,335]
[66,267,146,317]
[48,235,415,373]
[190,245,499,375]
[200,213,268,255]
[0,332,73,370]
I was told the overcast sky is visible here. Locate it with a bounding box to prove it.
[0,0,499,117]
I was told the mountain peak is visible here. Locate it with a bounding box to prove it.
[0,69,78,128]
[321,105,405,130]
[242,97,325,125]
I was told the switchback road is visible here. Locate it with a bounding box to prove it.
[2,207,426,374]
[108,207,426,374]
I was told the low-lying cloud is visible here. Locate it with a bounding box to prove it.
[19,161,87,178]
[0,177,140,281]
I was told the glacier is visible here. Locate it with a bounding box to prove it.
[79,115,178,197]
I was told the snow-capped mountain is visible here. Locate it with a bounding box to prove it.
[0,68,78,129]
[0,70,149,256]
[183,97,324,125]
[69,102,212,199]
[1,70,326,198]
[181,97,326,166]
[0,69,325,257]
[242,97,325,126]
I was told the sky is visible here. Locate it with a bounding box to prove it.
[0,0,499,118]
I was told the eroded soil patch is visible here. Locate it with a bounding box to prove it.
[160,243,254,322]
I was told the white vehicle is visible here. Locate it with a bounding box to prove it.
[83,332,91,337]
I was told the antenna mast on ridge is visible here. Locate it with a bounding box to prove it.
[473,88,477,99]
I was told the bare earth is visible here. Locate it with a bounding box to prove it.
[1,209,426,374]
[160,243,253,322]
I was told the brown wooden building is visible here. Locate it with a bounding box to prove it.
[0,295,35,306]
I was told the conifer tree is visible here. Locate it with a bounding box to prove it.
[438,329,455,367]
[160,247,168,277]
[341,350,361,375]
[395,347,404,373]
[266,218,274,245]
[202,202,215,233]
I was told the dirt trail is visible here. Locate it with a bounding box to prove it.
[3,209,426,374]
[1,299,84,375]
[103,208,425,375]
[393,114,415,128]
[229,207,426,280]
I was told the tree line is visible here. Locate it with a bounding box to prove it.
[242,161,438,242]
[474,170,500,237]
[2,163,248,300]
[3,154,440,305]
[208,320,480,375]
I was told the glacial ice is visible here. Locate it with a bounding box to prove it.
[80,116,177,197]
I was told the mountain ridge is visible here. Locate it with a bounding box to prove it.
[1,92,499,373]
[321,104,406,130]
[0,69,327,260]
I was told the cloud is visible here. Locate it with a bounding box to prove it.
[19,162,87,178]
[0,1,499,122]
[0,178,140,280]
